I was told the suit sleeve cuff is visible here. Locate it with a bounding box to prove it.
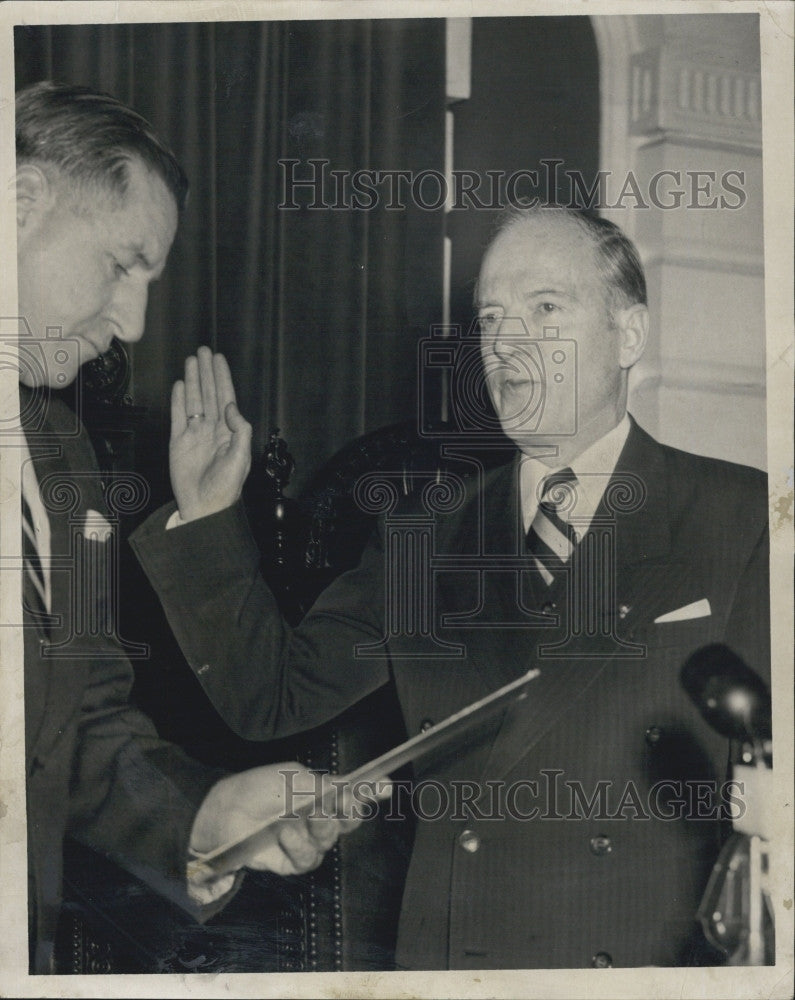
[130,500,261,607]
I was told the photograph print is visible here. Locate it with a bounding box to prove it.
[1,3,791,996]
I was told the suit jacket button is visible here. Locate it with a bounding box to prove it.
[592,951,613,968]
[589,834,612,856]
[645,725,663,746]
[458,829,480,853]
[420,719,434,732]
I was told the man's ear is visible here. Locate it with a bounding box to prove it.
[616,303,649,370]
[15,164,54,234]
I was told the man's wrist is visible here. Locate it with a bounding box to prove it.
[171,497,240,527]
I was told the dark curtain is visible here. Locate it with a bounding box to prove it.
[448,16,600,334]
[14,20,446,495]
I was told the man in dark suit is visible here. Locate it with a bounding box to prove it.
[11,81,361,974]
[131,206,769,968]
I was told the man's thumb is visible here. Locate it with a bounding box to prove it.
[225,401,252,438]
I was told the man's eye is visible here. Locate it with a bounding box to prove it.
[539,301,559,314]
[478,312,501,329]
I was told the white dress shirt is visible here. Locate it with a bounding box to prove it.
[20,438,52,614]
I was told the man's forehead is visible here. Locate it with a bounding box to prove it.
[489,215,593,262]
[103,161,178,261]
[55,157,175,217]
[478,217,598,296]
[119,159,177,213]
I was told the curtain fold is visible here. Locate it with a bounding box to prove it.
[14,18,446,495]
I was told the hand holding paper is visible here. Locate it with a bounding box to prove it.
[189,669,540,882]
[187,762,387,901]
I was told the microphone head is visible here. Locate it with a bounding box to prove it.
[680,644,771,741]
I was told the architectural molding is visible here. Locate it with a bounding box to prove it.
[590,15,642,233]
[629,44,762,151]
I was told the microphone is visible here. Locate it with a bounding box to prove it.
[680,644,771,743]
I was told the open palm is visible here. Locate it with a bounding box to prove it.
[169,348,252,523]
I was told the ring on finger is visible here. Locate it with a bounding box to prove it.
[187,412,205,422]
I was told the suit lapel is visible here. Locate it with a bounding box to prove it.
[607,419,696,633]
[22,386,91,763]
[473,420,691,792]
[437,460,559,691]
[609,416,670,566]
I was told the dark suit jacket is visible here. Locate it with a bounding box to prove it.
[20,386,226,973]
[132,418,770,969]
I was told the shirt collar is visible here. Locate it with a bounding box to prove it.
[519,414,631,536]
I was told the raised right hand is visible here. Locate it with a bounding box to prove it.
[169,347,252,523]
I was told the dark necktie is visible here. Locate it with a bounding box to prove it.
[525,468,579,586]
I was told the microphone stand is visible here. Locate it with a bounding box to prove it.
[681,645,774,965]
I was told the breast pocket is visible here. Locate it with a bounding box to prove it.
[641,615,717,652]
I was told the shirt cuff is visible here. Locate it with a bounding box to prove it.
[166,509,185,530]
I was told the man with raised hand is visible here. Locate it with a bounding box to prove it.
[133,206,769,969]
[13,81,360,974]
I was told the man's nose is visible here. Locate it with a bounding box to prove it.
[492,331,513,360]
[112,280,149,344]
[111,279,149,343]
[490,315,527,359]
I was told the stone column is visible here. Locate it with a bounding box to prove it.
[623,15,765,469]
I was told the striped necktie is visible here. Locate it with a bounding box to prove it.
[525,467,579,586]
[21,491,49,614]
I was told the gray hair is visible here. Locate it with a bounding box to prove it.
[16,80,188,211]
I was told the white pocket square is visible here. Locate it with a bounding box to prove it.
[654,598,711,624]
[83,508,113,542]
